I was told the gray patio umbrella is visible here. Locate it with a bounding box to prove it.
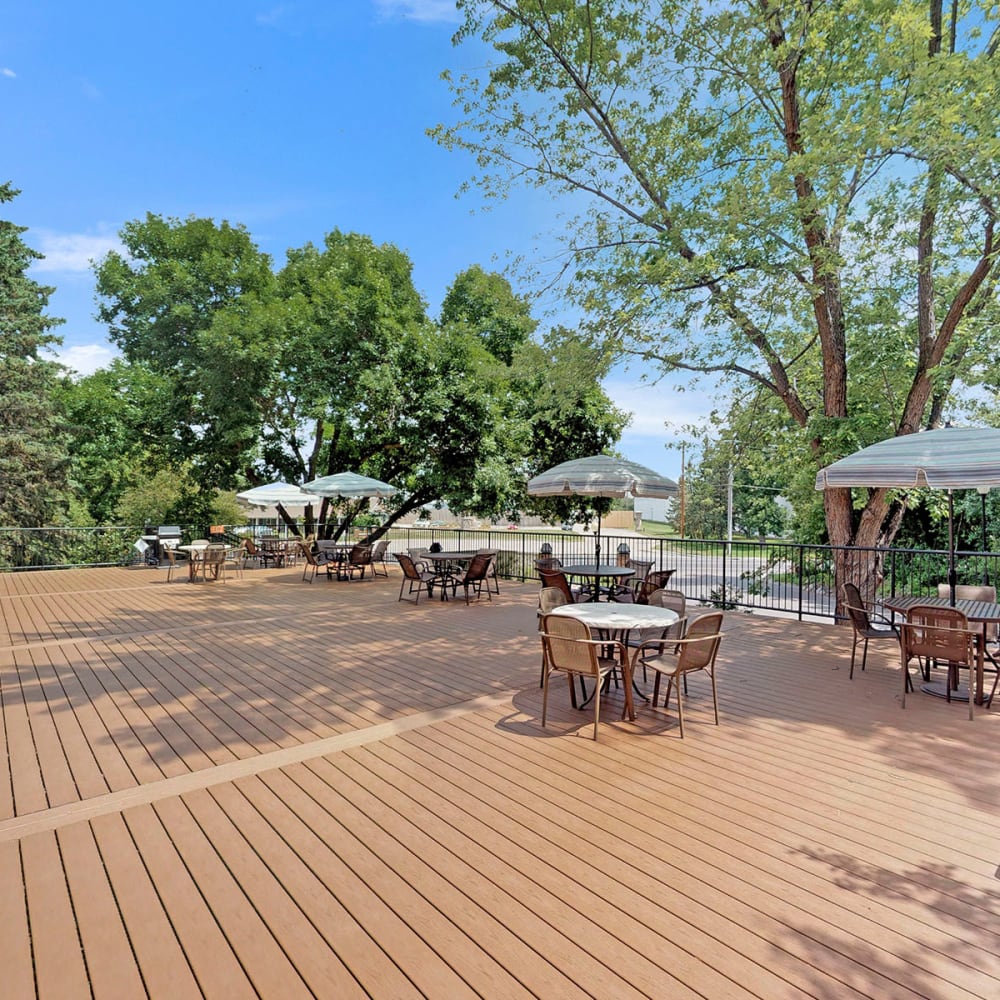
[815,426,1000,604]
[527,454,679,573]
[235,481,322,509]
[301,471,398,499]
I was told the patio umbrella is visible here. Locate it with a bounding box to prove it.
[527,454,679,573]
[301,471,398,499]
[814,426,1000,604]
[235,481,322,509]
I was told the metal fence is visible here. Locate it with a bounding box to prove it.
[3,524,997,622]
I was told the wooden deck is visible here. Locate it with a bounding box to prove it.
[2,563,999,999]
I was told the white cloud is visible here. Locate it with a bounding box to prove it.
[31,230,121,273]
[2,68,15,78]
[372,0,461,23]
[51,343,119,377]
[603,374,716,437]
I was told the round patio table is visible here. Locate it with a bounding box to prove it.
[559,563,635,602]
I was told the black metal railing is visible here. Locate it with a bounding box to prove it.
[3,523,997,622]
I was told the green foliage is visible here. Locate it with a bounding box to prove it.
[0,182,70,527]
[441,0,1000,559]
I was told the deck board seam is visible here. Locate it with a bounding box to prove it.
[0,689,515,844]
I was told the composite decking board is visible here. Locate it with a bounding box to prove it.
[216,776,477,1000]
[243,768,485,999]
[276,758,658,1000]
[56,821,148,998]
[121,802,263,1000]
[359,725,877,1000]
[238,767,575,1000]
[181,784,373,999]
[307,748,700,997]
[88,811,205,1000]
[0,841,35,998]
[25,643,112,806]
[430,709,1000,997]
[0,650,17,818]
[20,830,92,1000]
[3,648,52,815]
[150,793,316,999]
[101,637,246,768]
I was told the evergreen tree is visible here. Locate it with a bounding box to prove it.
[0,183,69,526]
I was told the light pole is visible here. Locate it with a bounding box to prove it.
[979,487,990,586]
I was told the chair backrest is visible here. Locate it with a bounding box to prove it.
[535,556,563,572]
[348,543,372,565]
[203,544,227,566]
[903,605,974,662]
[395,552,422,580]
[678,612,724,672]
[538,587,569,615]
[636,569,676,604]
[371,539,390,560]
[937,582,997,604]
[460,552,492,583]
[841,582,873,631]
[538,567,575,604]
[628,559,653,582]
[299,541,320,566]
[649,587,685,617]
[541,613,602,678]
[244,537,260,555]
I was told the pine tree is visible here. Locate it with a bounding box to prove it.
[0,182,69,526]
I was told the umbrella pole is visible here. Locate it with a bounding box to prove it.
[948,490,957,606]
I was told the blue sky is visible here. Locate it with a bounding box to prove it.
[4,0,711,481]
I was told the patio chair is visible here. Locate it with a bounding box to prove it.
[223,542,246,580]
[537,586,570,689]
[631,612,723,738]
[338,543,373,581]
[534,556,563,572]
[162,546,189,583]
[477,548,501,594]
[197,544,228,582]
[244,537,281,568]
[539,613,629,741]
[629,588,688,682]
[395,553,439,604]
[614,558,653,601]
[634,569,677,604]
[370,539,392,577]
[299,542,335,583]
[447,552,494,604]
[900,605,978,719]
[842,582,901,681]
[538,567,582,603]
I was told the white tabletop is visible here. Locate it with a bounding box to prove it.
[549,603,678,630]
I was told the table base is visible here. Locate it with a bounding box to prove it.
[921,680,973,703]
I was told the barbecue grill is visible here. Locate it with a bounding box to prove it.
[141,525,182,565]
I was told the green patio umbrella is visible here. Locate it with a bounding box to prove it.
[815,426,1000,604]
[301,471,398,499]
[527,454,679,574]
[235,481,322,509]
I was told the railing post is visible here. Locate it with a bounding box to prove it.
[721,538,727,608]
[798,544,805,621]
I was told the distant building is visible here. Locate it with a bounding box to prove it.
[633,497,675,524]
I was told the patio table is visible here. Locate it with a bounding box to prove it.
[559,563,635,602]
[423,551,480,600]
[550,602,680,717]
[882,595,1000,705]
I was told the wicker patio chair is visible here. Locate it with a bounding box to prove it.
[370,539,392,577]
[634,569,677,604]
[842,582,901,681]
[539,613,629,741]
[631,612,723,738]
[538,566,581,603]
[447,552,494,604]
[162,546,189,583]
[900,605,978,719]
[395,553,438,603]
[338,543,373,581]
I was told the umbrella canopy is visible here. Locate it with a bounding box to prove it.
[814,427,1000,491]
[815,427,1000,603]
[527,455,679,500]
[235,481,322,509]
[301,471,398,500]
[527,455,679,577]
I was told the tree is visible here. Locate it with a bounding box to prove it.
[0,182,69,526]
[438,1,1000,602]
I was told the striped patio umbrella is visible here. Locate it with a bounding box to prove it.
[301,471,398,500]
[235,481,322,509]
[527,455,679,573]
[815,426,1000,603]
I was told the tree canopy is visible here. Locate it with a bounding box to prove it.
[0,182,69,526]
[438,0,1000,591]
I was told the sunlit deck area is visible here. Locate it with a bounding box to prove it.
[2,563,999,998]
